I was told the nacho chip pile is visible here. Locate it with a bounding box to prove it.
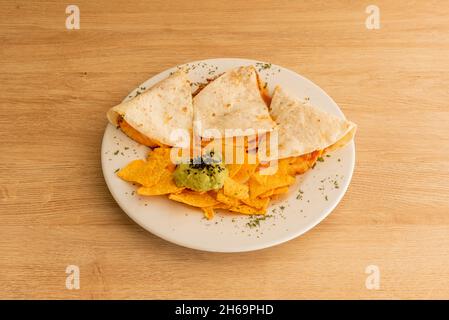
[117,148,184,196]
[117,147,321,220]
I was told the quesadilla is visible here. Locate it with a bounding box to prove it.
[259,86,356,161]
[107,70,193,147]
[113,63,358,220]
[193,66,275,140]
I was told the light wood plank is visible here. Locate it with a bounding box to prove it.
[1,0,448,299]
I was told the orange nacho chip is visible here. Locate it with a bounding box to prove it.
[216,190,241,207]
[223,176,249,200]
[259,186,290,198]
[227,163,243,178]
[148,147,175,171]
[201,207,215,220]
[137,170,184,196]
[138,185,183,196]
[213,203,231,210]
[117,159,163,187]
[168,190,219,208]
[200,191,233,220]
[117,147,175,187]
[228,204,266,215]
[232,162,258,184]
[249,171,295,199]
[241,196,270,210]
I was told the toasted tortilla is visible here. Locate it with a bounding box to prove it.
[107,70,193,147]
[193,66,275,139]
[259,86,356,161]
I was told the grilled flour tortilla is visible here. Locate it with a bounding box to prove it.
[107,70,193,147]
[259,86,356,161]
[193,66,275,139]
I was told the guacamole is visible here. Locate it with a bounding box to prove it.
[173,152,228,192]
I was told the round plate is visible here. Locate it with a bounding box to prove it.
[101,58,355,252]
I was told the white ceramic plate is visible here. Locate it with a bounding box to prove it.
[101,58,355,252]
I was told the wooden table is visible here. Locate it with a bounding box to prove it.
[1,0,448,299]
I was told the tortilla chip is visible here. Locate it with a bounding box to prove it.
[117,159,145,179]
[248,179,269,199]
[169,190,219,208]
[241,196,270,210]
[229,204,266,215]
[117,147,176,188]
[232,163,258,184]
[213,203,231,210]
[223,176,249,200]
[259,186,290,198]
[227,163,243,178]
[201,207,215,220]
[148,147,175,171]
[249,171,295,198]
[117,159,164,187]
[216,190,241,207]
[137,170,184,195]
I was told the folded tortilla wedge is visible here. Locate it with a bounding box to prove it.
[193,66,275,139]
[107,70,193,147]
[259,86,356,161]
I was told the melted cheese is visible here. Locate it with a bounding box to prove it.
[117,117,164,148]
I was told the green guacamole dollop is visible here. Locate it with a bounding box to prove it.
[173,152,228,192]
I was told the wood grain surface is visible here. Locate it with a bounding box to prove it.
[1,0,448,299]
